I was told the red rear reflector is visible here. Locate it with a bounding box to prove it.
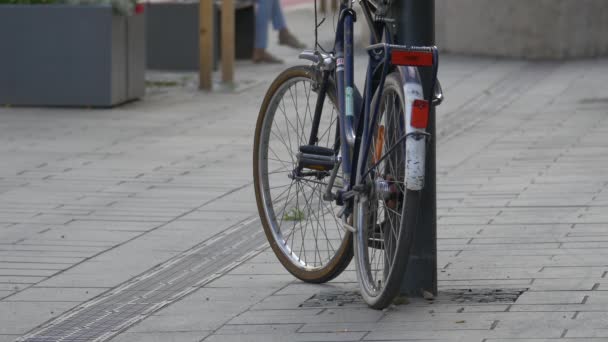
[411,100,429,128]
[391,50,433,67]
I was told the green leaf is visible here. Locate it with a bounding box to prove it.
[283,208,305,222]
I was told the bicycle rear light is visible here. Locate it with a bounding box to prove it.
[391,50,433,67]
[411,99,429,128]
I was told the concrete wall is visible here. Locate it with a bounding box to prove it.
[436,0,608,59]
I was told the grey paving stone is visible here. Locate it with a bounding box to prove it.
[0,301,76,334]
[447,254,552,268]
[205,274,293,289]
[0,275,45,284]
[362,329,557,341]
[437,278,533,287]
[150,298,255,320]
[302,319,494,332]
[3,286,107,302]
[204,332,368,342]
[509,303,608,312]
[110,331,210,342]
[0,269,58,278]
[128,310,234,333]
[0,335,20,342]
[566,328,608,338]
[230,262,313,276]
[528,278,600,291]
[486,339,608,342]
[274,283,358,296]
[515,291,587,305]
[0,291,13,299]
[227,307,384,326]
[215,323,302,335]
[249,294,318,310]
[0,244,107,253]
[537,266,607,278]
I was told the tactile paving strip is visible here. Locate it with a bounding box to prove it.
[17,217,266,342]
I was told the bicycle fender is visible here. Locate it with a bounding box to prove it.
[399,66,427,191]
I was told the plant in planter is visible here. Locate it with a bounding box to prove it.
[0,0,146,107]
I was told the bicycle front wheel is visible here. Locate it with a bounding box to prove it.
[253,66,353,283]
[354,71,421,309]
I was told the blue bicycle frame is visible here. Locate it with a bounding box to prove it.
[334,3,360,183]
[302,0,440,213]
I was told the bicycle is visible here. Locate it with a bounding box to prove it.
[253,0,443,309]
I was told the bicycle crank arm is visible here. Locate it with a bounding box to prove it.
[323,158,341,201]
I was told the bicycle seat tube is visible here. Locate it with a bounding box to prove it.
[335,3,357,183]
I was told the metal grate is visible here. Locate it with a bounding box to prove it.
[300,288,528,308]
[300,291,363,308]
[444,288,528,304]
[18,217,267,342]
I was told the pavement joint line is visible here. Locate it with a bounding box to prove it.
[438,62,560,145]
[186,256,293,340]
[17,216,269,342]
[4,181,255,301]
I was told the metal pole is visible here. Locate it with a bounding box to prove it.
[393,0,438,297]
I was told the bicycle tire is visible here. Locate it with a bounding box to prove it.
[254,65,353,283]
[353,71,421,309]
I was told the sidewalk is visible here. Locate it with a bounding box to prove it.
[2,5,608,342]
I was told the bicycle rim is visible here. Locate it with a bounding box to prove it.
[254,66,352,283]
[354,72,418,308]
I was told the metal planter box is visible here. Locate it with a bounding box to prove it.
[0,5,145,107]
[146,1,253,71]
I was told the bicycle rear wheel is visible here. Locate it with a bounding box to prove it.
[354,71,421,309]
[254,66,353,283]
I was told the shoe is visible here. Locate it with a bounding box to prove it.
[278,29,306,50]
[252,49,284,64]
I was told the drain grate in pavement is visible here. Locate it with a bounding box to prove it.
[444,288,528,304]
[17,217,267,342]
[300,288,528,308]
[300,291,363,308]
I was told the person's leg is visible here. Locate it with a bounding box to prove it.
[253,0,283,63]
[268,0,305,49]
[255,0,271,49]
[270,0,287,31]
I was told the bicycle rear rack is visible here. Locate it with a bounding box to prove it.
[367,43,441,105]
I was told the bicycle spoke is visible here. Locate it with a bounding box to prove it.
[256,70,351,281]
[270,123,295,164]
[300,180,338,254]
[267,145,292,172]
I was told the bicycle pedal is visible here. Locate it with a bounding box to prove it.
[299,145,334,156]
[297,145,336,171]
